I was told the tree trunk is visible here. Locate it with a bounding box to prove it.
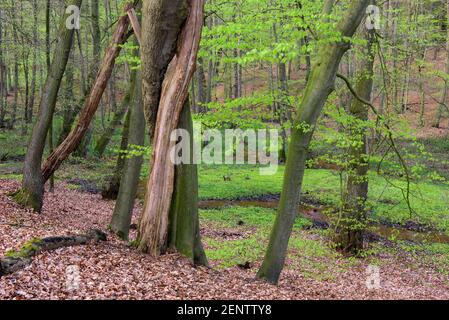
[9,4,20,130]
[58,52,78,145]
[433,0,449,128]
[41,7,133,183]
[45,0,55,192]
[94,107,128,158]
[137,0,205,256]
[197,57,207,112]
[257,0,369,284]
[0,9,5,127]
[14,0,83,213]
[26,0,39,125]
[110,69,145,239]
[334,28,375,255]
[167,99,208,266]
[101,108,131,200]
[418,49,427,127]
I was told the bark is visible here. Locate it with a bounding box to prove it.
[57,52,78,145]
[257,0,369,284]
[0,229,106,277]
[418,49,427,127]
[433,0,449,128]
[197,57,207,112]
[74,0,103,158]
[41,7,133,183]
[14,0,82,213]
[101,109,131,200]
[0,9,4,127]
[137,0,205,256]
[26,0,39,124]
[167,99,208,266]
[46,0,55,192]
[94,101,129,157]
[110,69,145,239]
[140,0,190,140]
[8,3,19,130]
[335,28,375,255]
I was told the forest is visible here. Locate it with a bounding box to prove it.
[0,0,449,301]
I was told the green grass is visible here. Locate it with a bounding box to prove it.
[199,206,341,278]
[3,155,448,232]
[198,165,449,232]
[0,131,27,161]
[200,206,312,229]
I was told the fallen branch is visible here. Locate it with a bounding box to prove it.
[0,229,106,277]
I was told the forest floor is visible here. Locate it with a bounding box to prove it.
[2,177,449,300]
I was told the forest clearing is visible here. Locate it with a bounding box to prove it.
[1,0,449,302]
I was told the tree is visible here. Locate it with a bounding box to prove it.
[137,0,208,265]
[41,5,134,183]
[110,47,145,239]
[334,25,376,254]
[14,0,82,212]
[257,0,369,284]
[433,0,449,128]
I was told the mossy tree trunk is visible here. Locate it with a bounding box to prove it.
[16,0,82,212]
[334,27,375,255]
[110,67,145,239]
[137,0,208,265]
[168,99,208,266]
[257,0,369,284]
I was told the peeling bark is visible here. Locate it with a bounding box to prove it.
[137,0,205,256]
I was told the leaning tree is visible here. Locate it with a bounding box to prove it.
[257,0,370,284]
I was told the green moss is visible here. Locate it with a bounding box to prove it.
[5,238,43,258]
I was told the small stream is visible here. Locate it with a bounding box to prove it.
[199,199,449,245]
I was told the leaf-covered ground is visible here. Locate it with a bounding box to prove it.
[1,179,449,300]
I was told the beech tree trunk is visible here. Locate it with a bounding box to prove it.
[26,0,39,125]
[137,0,205,258]
[257,0,369,284]
[0,9,4,127]
[14,0,82,212]
[433,0,449,128]
[110,68,145,239]
[167,99,208,266]
[335,27,375,255]
[41,7,133,183]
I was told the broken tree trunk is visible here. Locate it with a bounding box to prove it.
[137,0,205,256]
[41,5,134,183]
[0,229,106,277]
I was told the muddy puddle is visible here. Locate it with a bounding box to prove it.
[199,198,449,245]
